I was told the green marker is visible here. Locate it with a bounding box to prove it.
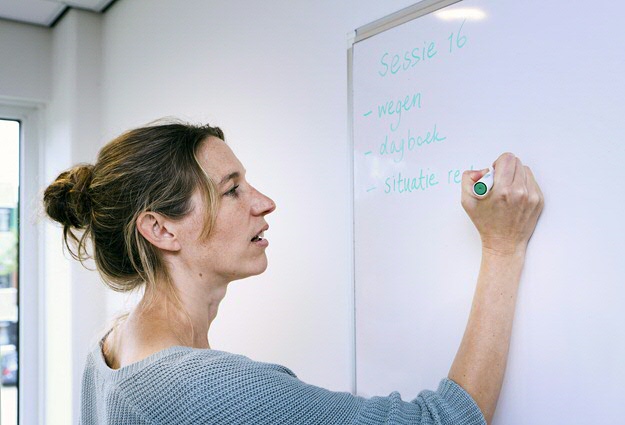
[473,168,494,197]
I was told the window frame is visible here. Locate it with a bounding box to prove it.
[0,101,44,425]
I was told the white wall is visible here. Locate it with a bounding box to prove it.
[0,19,51,103]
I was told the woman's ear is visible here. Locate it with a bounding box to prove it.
[136,212,181,252]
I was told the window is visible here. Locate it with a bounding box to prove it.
[0,118,19,425]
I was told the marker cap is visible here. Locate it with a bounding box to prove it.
[472,168,494,197]
[473,182,488,196]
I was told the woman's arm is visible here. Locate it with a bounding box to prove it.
[448,153,544,424]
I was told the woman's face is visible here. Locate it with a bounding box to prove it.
[178,137,276,282]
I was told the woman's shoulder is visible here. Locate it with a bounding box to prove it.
[87,333,297,390]
[83,340,305,422]
[145,346,299,388]
[138,346,268,377]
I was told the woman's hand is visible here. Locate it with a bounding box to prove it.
[461,152,544,255]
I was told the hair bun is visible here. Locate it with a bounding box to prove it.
[44,164,94,229]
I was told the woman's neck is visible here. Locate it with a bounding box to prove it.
[103,281,229,369]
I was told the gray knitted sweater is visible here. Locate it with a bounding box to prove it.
[80,337,486,424]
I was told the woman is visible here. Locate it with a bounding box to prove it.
[44,120,543,424]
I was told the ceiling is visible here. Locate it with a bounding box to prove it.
[0,0,116,27]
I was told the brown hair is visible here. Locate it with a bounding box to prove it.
[43,120,224,307]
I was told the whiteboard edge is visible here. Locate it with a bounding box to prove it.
[354,0,464,43]
[346,40,357,395]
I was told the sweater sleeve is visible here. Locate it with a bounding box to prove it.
[117,351,486,425]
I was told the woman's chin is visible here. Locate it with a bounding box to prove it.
[251,259,269,277]
[230,259,269,282]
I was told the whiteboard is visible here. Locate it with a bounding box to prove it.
[351,1,625,424]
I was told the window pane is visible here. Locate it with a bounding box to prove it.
[0,119,19,425]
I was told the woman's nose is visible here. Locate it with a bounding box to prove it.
[252,188,276,216]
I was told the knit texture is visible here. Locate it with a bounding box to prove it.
[80,337,486,425]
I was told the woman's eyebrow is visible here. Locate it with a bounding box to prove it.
[219,172,240,187]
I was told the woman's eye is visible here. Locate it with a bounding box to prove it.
[225,185,239,197]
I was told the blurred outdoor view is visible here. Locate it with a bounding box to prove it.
[0,118,19,425]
